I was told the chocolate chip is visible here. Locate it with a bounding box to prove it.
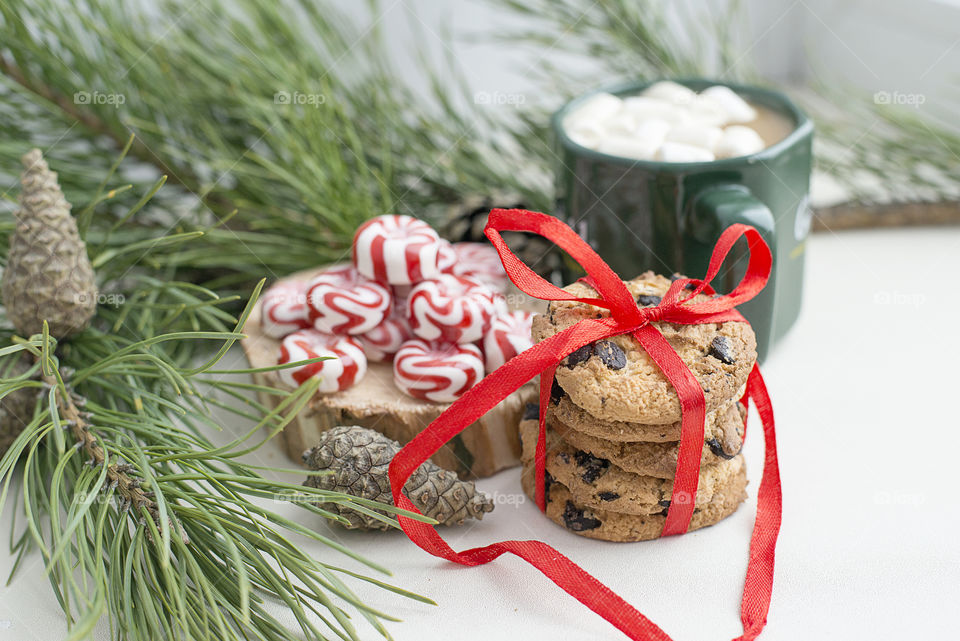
[708,336,736,364]
[706,437,742,460]
[562,501,602,531]
[670,273,687,281]
[597,491,619,501]
[658,499,671,509]
[544,471,555,501]
[684,282,697,291]
[522,403,539,421]
[594,340,626,370]
[558,451,570,464]
[564,344,594,368]
[636,294,661,307]
[574,450,610,484]
[550,378,566,403]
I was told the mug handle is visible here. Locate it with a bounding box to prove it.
[687,183,775,250]
[685,183,776,358]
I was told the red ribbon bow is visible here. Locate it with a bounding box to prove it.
[389,209,782,641]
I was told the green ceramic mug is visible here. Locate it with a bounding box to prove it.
[552,79,814,360]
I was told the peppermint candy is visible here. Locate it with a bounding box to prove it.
[393,339,484,403]
[407,274,506,344]
[358,317,410,362]
[261,280,311,338]
[277,329,367,392]
[352,214,443,285]
[449,242,509,291]
[482,310,534,373]
[306,265,392,335]
[436,240,457,274]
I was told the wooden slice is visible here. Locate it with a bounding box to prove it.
[241,269,538,479]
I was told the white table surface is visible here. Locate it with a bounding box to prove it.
[2,225,959,640]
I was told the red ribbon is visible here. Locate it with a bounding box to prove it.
[388,209,782,641]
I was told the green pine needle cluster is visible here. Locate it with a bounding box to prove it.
[1,146,435,640]
[0,0,548,288]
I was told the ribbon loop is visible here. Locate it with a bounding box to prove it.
[484,209,640,323]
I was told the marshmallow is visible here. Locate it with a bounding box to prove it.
[563,83,768,163]
[604,111,639,136]
[666,124,724,151]
[642,81,697,106]
[701,86,758,124]
[686,94,730,128]
[563,93,623,132]
[565,119,606,148]
[657,142,715,163]
[622,96,690,125]
[596,137,659,161]
[715,126,766,158]
[634,119,672,145]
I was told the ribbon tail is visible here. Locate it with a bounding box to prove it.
[733,365,782,641]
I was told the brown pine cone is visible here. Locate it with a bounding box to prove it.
[303,426,494,530]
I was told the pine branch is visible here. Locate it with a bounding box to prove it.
[0,149,435,641]
[46,374,176,537]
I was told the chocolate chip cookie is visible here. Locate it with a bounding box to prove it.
[521,469,747,542]
[550,408,744,479]
[519,417,746,516]
[530,271,757,424]
[546,391,745,443]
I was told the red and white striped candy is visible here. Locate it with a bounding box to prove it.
[357,317,410,362]
[406,274,506,344]
[436,240,457,274]
[482,310,534,373]
[277,329,366,392]
[393,339,484,403]
[306,265,391,335]
[261,280,311,338]
[352,215,443,285]
[450,242,509,291]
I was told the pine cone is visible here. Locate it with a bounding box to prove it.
[0,354,40,458]
[303,426,494,530]
[2,149,97,339]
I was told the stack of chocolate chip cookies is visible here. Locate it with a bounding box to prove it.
[519,272,757,542]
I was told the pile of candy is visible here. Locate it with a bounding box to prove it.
[562,81,769,162]
[264,215,534,403]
